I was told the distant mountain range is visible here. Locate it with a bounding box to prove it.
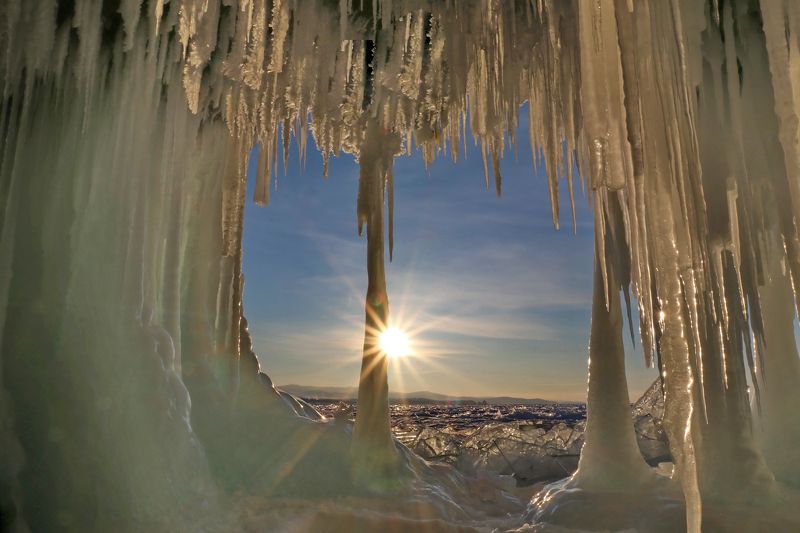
[277,384,574,405]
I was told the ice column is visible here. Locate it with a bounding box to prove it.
[351,120,402,481]
[572,202,650,491]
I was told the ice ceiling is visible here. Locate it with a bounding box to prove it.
[2,1,800,532]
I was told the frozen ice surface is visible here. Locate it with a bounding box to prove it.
[311,381,669,488]
[402,418,585,485]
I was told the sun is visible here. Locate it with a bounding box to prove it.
[379,326,410,358]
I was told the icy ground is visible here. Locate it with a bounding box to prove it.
[306,381,668,488]
[229,383,800,532]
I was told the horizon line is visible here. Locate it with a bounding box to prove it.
[277,383,587,403]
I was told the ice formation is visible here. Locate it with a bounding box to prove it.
[2,1,800,531]
[352,122,401,480]
[571,236,652,491]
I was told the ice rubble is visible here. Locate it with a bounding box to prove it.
[2,0,800,531]
[402,415,585,486]
[392,383,667,487]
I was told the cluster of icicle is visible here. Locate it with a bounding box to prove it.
[3,0,800,531]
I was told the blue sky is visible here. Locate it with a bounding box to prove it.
[242,112,657,401]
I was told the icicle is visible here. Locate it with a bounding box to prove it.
[254,142,272,206]
[577,0,632,192]
[119,0,141,51]
[387,166,394,261]
[491,144,502,197]
[480,142,489,190]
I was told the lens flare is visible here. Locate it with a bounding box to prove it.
[379,327,410,358]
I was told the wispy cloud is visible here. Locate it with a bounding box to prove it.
[291,226,592,345]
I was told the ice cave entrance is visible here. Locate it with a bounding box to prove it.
[238,109,667,503]
[241,110,655,409]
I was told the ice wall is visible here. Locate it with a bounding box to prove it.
[0,2,353,530]
[0,15,230,529]
[2,1,800,532]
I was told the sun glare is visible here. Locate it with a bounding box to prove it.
[379,327,410,358]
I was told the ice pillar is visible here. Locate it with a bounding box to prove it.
[351,121,400,480]
[573,224,650,490]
